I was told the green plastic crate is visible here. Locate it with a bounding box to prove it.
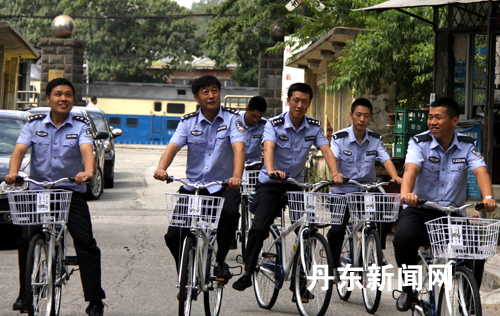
[393,134,412,158]
[395,109,428,135]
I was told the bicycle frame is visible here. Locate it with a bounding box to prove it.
[343,221,379,273]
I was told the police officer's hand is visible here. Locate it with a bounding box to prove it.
[5,173,19,185]
[154,168,168,181]
[332,174,344,186]
[483,197,497,212]
[228,177,241,190]
[402,193,419,208]
[75,171,93,185]
[270,170,287,183]
[391,177,403,185]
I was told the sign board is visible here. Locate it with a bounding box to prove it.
[48,69,64,81]
[282,36,310,112]
[455,123,481,199]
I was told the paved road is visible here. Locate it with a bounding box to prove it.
[1,145,497,315]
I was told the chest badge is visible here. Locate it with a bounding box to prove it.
[366,150,377,156]
[36,131,48,137]
[253,134,262,139]
[343,150,352,156]
[66,134,78,139]
[305,136,316,141]
[452,158,466,163]
[217,125,227,132]
[429,156,440,163]
[190,130,203,136]
[279,135,289,141]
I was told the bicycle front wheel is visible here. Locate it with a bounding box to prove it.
[52,242,64,316]
[240,197,248,261]
[337,229,353,301]
[361,229,383,314]
[253,227,280,309]
[437,265,481,316]
[417,259,433,316]
[204,236,223,316]
[292,232,333,316]
[179,235,195,316]
[26,234,53,316]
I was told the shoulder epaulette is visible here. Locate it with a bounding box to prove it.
[181,111,198,121]
[332,131,348,140]
[457,135,478,147]
[27,114,46,122]
[412,134,432,143]
[73,115,90,125]
[368,131,383,140]
[222,107,239,114]
[306,118,321,126]
[258,118,267,124]
[271,117,285,127]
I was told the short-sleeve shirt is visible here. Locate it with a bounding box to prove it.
[169,106,245,193]
[17,112,94,193]
[331,126,391,194]
[405,130,485,208]
[240,111,267,165]
[258,112,329,184]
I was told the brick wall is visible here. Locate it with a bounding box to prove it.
[258,43,284,118]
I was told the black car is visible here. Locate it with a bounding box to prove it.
[28,107,109,200]
[77,107,122,188]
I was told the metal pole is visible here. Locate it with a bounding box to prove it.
[484,0,495,177]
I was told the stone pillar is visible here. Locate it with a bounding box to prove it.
[258,43,284,117]
[39,38,86,106]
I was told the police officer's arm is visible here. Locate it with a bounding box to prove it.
[318,145,343,186]
[263,140,286,180]
[154,143,181,181]
[5,143,29,184]
[472,166,496,212]
[229,141,245,189]
[76,143,94,185]
[401,163,420,207]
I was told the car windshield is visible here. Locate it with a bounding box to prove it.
[0,118,25,154]
[87,112,107,132]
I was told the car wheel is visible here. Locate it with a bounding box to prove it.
[87,168,103,200]
[104,173,114,188]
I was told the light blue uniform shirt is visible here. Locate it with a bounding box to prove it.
[239,111,267,165]
[258,112,329,184]
[17,112,93,193]
[405,130,485,209]
[331,126,391,194]
[169,106,245,193]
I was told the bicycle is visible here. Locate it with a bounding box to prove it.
[253,176,347,316]
[337,178,401,314]
[237,165,260,263]
[2,176,77,316]
[400,200,500,316]
[164,176,236,316]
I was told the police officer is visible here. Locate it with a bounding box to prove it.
[328,98,402,278]
[240,96,267,169]
[6,78,106,316]
[232,82,344,292]
[154,75,244,281]
[394,97,496,312]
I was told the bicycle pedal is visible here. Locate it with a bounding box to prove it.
[229,265,242,276]
[235,254,245,265]
[64,256,78,266]
[20,309,29,314]
[262,252,276,258]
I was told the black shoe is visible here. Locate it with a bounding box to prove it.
[232,275,252,291]
[396,291,417,312]
[12,296,26,311]
[292,288,315,303]
[213,263,232,280]
[86,301,104,316]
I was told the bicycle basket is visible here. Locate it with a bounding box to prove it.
[287,192,347,225]
[242,170,260,194]
[347,192,400,223]
[425,216,500,260]
[165,193,225,229]
[7,189,72,225]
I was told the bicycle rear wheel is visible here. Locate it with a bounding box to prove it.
[26,233,53,316]
[292,232,333,316]
[361,229,383,314]
[179,235,195,316]
[416,259,433,316]
[337,229,353,301]
[240,196,248,261]
[52,242,64,316]
[253,226,280,309]
[437,265,481,316]
[204,235,223,316]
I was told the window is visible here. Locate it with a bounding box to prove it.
[109,117,121,126]
[154,102,162,112]
[167,120,179,130]
[177,89,186,95]
[167,103,185,114]
[126,117,138,127]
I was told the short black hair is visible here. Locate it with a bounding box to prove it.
[351,98,373,114]
[247,96,267,113]
[91,96,97,102]
[288,83,313,100]
[430,97,459,119]
[45,78,75,97]
[191,75,221,96]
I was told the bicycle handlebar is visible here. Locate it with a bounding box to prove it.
[268,173,334,192]
[403,199,485,215]
[165,176,229,189]
[343,177,400,191]
[2,176,75,190]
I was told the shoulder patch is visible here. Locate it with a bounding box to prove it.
[306,118,321,126]
[332,131,348,140]
[412,134,432,143]
[222,107,239,114]
[258,118,267,125]
[271,117,285,127]
[181,111,198,121]
[73,115,90,125]
[27,114,47,122]
[368,131,383,140]
[457,135,478,147]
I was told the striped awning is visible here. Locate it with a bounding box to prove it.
[354,0,496,11]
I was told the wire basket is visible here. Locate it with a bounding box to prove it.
[7,190,72,225]
[242,170,260,194]
[165,193,225,229]
[287,192,347,225]
[347,192,401,223]
[425,216,500,260]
